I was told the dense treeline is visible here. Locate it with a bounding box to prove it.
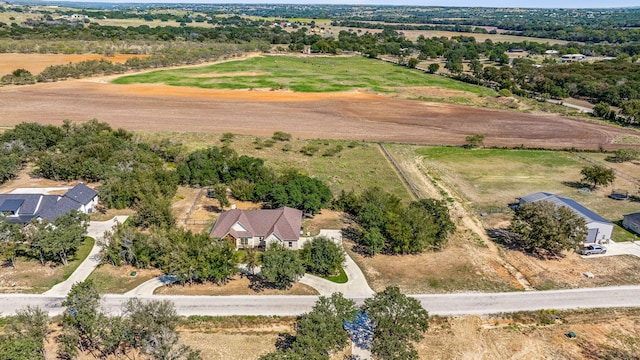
[335,188,455,255]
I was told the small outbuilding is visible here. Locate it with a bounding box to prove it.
[623,212,640,235]
[519,192,613,244]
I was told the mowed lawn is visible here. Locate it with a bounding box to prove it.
[415,146,640,224]
[112,55,496,95]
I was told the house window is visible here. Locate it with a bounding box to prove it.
[240,238,249,246]
[288,241,293,248]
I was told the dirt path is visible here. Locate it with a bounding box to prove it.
[384,145,534,290]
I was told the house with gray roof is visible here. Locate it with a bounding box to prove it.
[0,183,98,224]
[519,192,613,244]
[623,212,640,235]
[210,207,303,250]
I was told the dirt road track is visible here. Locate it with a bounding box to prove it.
[1,80,638,150]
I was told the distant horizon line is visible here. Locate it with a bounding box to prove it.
[6,0,640,10]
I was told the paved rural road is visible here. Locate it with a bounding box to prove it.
[43,216,128,297]
[4,285,640,317]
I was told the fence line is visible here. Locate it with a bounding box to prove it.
[379,143,421,200]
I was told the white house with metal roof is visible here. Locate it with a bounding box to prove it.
[0,183,98,224]
[519,192,613,244]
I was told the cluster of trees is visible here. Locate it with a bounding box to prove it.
[179,146,332,214]
[261,287,429,360]
[101,223,238,285]
[508,201,587,258]
[259,236,344,289]
[0,68,36,85]
[335,188,455,255]
[58,280,200,359]
[0,120,180,229]
[0,211,89,268]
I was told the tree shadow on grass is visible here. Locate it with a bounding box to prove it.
[487,228,565,261]
[562,181,589,190]
[247,274,290,293]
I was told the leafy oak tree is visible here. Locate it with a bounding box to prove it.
[259,243,305,289]
[580,165,616,189]
[509,201,587,257]
[298,236,345,277]
[363,286,429,360]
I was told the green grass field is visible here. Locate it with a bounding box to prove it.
[411,146,640,225]
[112,55,496,96]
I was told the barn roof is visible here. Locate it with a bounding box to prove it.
[520,192,611,225]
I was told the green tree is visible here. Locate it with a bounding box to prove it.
[620,99,640,123]
[260,293,356,360]
[299,236,345,276]
[291,293,357,357]
[260,243,305,289]
[580,165,616,189]
[230,178,256,201]
[363,286,429,360]
[427,63,439,73]
[212,183,230,209]
[407,57,419,69]
[0,306,49,360]
[593,102,612,118]
[464,134,485,148]
[509,201,587,257]
[58,280,103,358]
[606,148,639,163]
[362,226,386,255]
[0,217,24,268]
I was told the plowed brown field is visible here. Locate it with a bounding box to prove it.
[1,76,638,150]
[0,53,148,75]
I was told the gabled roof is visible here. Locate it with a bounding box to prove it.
[210,207,302,242]
[520,192,611,225]
[36,197,83,222]
[0,183,97,223]
[64,183,98,205]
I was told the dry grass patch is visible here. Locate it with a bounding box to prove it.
[0,238,94,293]
[154,275,319,295]
[86,264,163,294]
[344,228,519,294]
[503,251,640,290]
[302,209,345,236]
[420,308,640,360]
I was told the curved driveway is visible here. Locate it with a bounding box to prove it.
[43,216,128,297]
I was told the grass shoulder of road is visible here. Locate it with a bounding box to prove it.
[0,237,94,294]
[86,264,163,294]
[112,55,496,96]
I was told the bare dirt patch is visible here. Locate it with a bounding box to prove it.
[1,78,638,151]
[154,275,319,296]
[0,53,149,75]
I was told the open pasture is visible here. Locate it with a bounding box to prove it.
[414,146,639,221]
[112,55,496,95]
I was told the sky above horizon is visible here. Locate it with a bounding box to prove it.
[57,0,640,9]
